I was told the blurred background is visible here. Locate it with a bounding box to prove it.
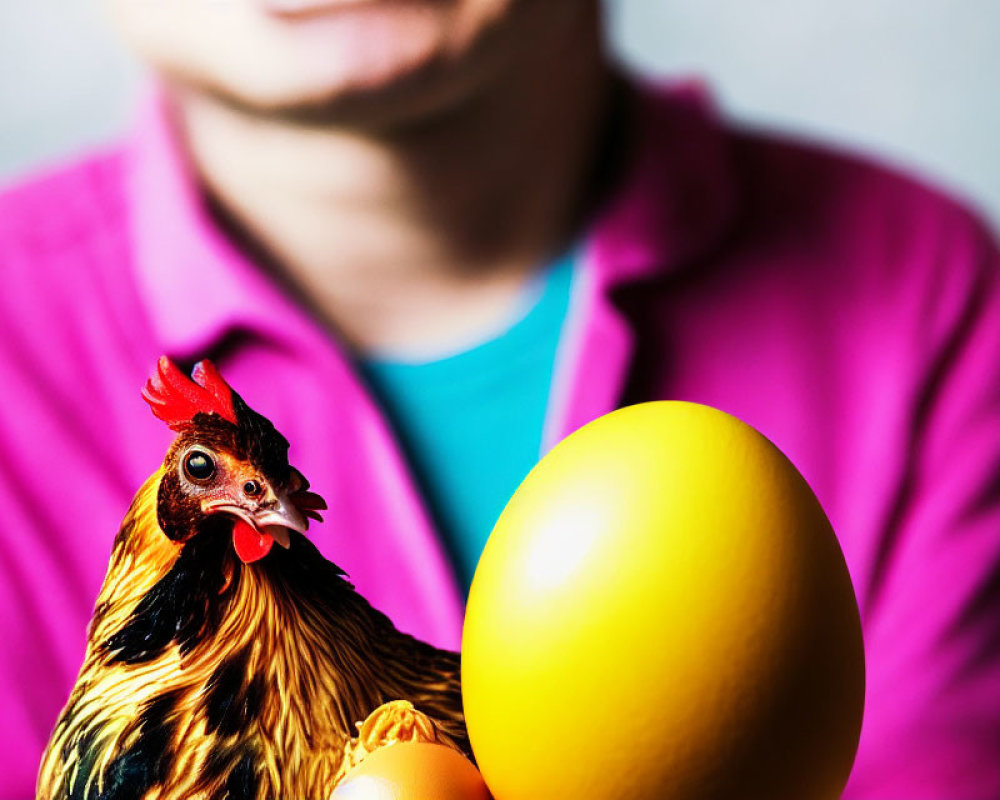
[1,0,998,224]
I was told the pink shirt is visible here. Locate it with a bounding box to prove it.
[2,81,998,798]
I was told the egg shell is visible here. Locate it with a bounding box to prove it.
[331,743,493,800]
[462,401,864,800]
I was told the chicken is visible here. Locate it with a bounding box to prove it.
[37,357,469,800]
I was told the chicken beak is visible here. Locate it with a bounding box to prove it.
[201,468,326,564]
[202,491,308,555]
[252,492,310,547]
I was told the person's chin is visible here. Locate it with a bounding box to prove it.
[186,1,473,125]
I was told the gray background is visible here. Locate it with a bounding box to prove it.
[2,0,998,225]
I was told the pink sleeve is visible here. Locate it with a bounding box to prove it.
[845,207,1000,798]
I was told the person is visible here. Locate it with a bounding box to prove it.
[1,1,997,797]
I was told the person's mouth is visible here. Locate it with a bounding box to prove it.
[260,0,381,19]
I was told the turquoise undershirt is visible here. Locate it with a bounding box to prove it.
[359,253,575,596]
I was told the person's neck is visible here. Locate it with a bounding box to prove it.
[172,23,612,358]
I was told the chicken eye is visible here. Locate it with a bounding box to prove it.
[183,450,216,482]
[243,479,263,497]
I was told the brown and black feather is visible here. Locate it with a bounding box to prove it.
[37,389,468,800]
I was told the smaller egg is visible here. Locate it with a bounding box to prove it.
[331,743,492,800]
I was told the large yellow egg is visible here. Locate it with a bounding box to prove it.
[462,402,864,800]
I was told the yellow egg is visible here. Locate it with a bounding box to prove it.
[462,401,864,800]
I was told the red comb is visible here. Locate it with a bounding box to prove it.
[142,356,237,431]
